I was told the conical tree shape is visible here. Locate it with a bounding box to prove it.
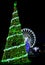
[1,2,31,64]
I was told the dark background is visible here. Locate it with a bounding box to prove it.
[0,0,45,64]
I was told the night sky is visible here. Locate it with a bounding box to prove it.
[0,0,45,63]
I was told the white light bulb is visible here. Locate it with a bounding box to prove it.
[33,47,39,52]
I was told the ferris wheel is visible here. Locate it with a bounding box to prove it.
[21,28,36,48]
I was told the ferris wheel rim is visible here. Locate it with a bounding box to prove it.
[21,28,36,48]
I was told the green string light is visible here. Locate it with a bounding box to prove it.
[4,42,25,51]
[7,33,23,40]
[1,53,28,62]
[9,24,21,29]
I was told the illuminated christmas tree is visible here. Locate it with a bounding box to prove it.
[1,2,31,64]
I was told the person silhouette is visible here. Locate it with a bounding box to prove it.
[25,37,30,53]
[25,37,31,60]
